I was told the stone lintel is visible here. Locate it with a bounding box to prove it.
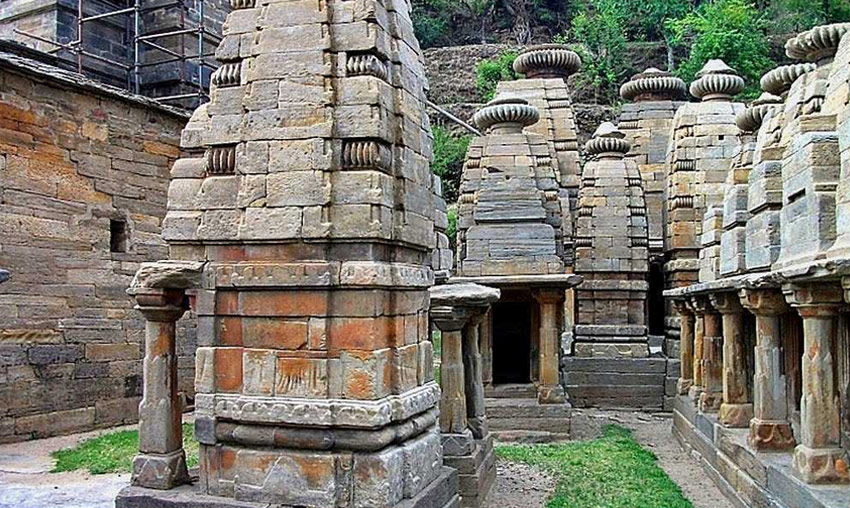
[130,260,206,292]
[429,283,500,309]
[449,274,582,289]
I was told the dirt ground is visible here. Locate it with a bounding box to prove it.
[482,408,734,508]
[0,410,732,508]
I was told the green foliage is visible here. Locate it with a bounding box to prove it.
[432,126,472,204]
[52,424,199,475]
[446,205,458,250]
[669,0,774,99]
[556,0,628,104]
[497,425,694,508]
[475,51,520,102]
[762,0,850,33]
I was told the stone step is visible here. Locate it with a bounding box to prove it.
[563,371,666,386]
[569,395,664,410]
[562,357,668,374]
[566,384,664,398]
[485,398,572,419]
[491,430,572,444]
[488,416,571,433]
[484,383,537,399]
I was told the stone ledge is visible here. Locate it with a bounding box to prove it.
[673,395,850,508]
[449,274,583,289]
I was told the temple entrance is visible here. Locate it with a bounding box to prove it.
[492,301,532,384]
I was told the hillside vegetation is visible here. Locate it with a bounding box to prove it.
[415,0,850,103]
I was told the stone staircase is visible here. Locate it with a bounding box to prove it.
[562,357,668,410]
[484,384,572,443]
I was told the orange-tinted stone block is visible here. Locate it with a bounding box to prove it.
[218,316,243,346]
[214,348,244,393]
[240,290,328,317]
[242,318,309,350]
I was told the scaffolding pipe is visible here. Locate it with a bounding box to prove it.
[81,7,135,23]
[426,100,482,137]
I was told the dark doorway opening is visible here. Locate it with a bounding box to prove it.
[492,301,532,384]
[648,260,665,335]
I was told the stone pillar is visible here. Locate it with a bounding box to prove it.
[480,309,493,387]
[130,288,190,490]
[740,288,796,451]
[710,292,753,427]
[688,296,708,402]
[535,289,567,404]
[784,284,850,484]
[433,314,469,438]
[464,313,487,439]
[699,302,723,413]
[673,300,694,395]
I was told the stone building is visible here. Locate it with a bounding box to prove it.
[117,0,462,507]
[0,45,192,443]
[454,97,580,440]
[0,0,230,107]
[666,22,850,508]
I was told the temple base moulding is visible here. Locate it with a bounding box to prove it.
[748,419,796,451]
[792,445,850,485]
[718,403,753,428]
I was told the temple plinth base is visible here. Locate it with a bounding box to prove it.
[442,434,496,508]
[792,445,850,484]
[748,419,796,451]
[718,403,753,428]
[116,467,461,508]
[538,384,566,404]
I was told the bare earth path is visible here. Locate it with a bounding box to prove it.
[483,408,734,508]
[0,410,732,508]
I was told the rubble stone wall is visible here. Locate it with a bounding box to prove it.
[0,51,193,442]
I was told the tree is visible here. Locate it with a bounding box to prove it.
[475,51,520,102]
[557,0,628,104]
[431,126,473,204]
[668,0,774,99]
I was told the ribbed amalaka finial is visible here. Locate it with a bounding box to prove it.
[735,92,783,133]
[585,122,631,158]
[689,59,745,102]
[785,23,850,63]
[620,67,687,102]
[760,63,817,96]
[473,97,540,134]
[513,44,582,79]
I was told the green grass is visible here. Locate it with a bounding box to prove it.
[496,425,694,508]
[52,423,199,475]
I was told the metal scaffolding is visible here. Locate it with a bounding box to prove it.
[13,0,219,107]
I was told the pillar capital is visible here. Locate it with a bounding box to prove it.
[687,295,713,315]
[533,288,564,305]
[783,283,844,318]
[709,291,743,315]
[132,288,188,323]
[739,288,789,316]
[672,298,692,316]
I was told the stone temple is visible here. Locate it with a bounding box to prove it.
[0,2,849,508]
[118,0,458,506]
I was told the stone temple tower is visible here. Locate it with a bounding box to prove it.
[495,44,582,262]
[117,1,459,507]
[574,123,650,358]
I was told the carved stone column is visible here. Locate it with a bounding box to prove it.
[740,288,796,451]
[432,310,469,438]
[698,299,723,413]
[130,288,190,490]
[673,300,694,395]
[688,296,708,403]
[480,309,493,387]
[711,292,753,427]
[534,289,567,404]
[464,313,488,439]
[785,284,850,484]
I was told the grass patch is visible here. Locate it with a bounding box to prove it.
[496,425,693,508]
[52,423,199,475]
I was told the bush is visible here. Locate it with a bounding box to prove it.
[475,51,520,102]
[669,0,774,100]
[432,125,472,204]
[556,0,628,105]
[763,0,850,34]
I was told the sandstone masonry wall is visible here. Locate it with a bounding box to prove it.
[0,50,192,442]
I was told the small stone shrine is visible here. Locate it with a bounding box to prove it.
[116,0,460,507]
[573,123,650,359]
[454,97,581,440]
